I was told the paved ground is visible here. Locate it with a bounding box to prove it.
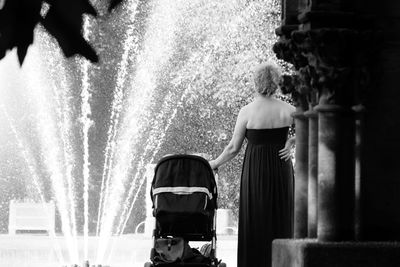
[0,234,237,267]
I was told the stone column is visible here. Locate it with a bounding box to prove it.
[288,27,358,241]
[353,104,365,241]
[279,74,310,239]
[305,108,318,238]
[292,109,309,238]
[315,104,355,241]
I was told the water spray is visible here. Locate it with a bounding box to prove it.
[62,260,110,267]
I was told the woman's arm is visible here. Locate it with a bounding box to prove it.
[279,136,295,161]
[209,108,247,170]
[278,103,296,161]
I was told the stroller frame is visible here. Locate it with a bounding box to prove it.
[145,154,226,267]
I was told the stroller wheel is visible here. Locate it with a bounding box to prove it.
[144,262,152,267]
[218,262,227,267]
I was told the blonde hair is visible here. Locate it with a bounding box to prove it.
[253,62,281,96]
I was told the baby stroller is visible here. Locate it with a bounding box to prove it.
[144,154,226,267]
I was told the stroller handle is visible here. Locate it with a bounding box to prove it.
[213,168,219,181]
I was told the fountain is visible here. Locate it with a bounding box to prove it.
[61,260,110,267]
[0,0,280,266]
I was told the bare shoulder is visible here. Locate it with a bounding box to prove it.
[239,102,252,115]
[275,98,295,126]
[276,98,295,112]
[236,103,254,124]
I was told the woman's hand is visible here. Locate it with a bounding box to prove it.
[279,137,295,161]
[208,160,218,170]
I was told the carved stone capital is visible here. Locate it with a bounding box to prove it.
[292,110,308,120]
[273,28,308,70]
[280,74,308,110]
[298,11,357,28]
[314,104,350,114]
[304,109,318,119]
[279,68,317,110]
[292,29,357,68]
[275,27,377,107]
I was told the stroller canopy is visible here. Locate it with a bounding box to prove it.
[151,154,218,209]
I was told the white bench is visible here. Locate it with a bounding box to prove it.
[217,208,237,235]
[8,200,55,235]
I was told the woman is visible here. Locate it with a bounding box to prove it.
[209,62,295,267]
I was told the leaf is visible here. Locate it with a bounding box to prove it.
[16,0,43,64]
[108,0,124,12]
[0,0,100,64]
[0,0,43,64]
[41,10,98,62]
[41,0,98,62]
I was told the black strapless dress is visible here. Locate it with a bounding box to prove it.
[237,127,294,267]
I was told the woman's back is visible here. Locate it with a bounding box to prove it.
[245,127,289,146]
[238,97,294,267]
[244,97,294,129]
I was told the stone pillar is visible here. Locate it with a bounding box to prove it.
[292,110,309,238]
[305,109,318,238]
[316,104,355,241]
[353,104,365,241]
[279,74,310,239]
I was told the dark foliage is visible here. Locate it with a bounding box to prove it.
[108,0,124,12]
[0,0,124,65]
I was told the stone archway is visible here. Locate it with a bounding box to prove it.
[272,0,400,266]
